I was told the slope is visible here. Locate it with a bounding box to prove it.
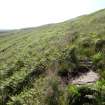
[0,8,105,105]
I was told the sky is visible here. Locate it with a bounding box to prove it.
[0,0,105,29]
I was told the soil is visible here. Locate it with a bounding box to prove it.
[60,66,99,85]
[71,70,99,85]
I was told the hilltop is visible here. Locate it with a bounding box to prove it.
[0,8,105,105]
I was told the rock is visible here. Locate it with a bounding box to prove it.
[71,71,99,85]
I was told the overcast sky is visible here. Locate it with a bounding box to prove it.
[0,0,105,29]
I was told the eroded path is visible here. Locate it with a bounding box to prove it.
[71,70,99,85]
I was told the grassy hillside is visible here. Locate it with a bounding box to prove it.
[0,9,105,105]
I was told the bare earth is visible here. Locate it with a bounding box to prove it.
[71,71,99,85]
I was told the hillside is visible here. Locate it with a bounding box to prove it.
[0,9,105,105]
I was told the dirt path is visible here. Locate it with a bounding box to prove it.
[71,71,99,85]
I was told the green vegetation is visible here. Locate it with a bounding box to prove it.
[0,9,105,105]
